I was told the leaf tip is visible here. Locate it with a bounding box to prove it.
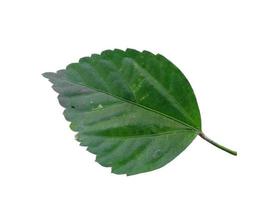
[42,72,53,79]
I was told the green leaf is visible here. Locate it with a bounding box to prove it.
[43,49,236,175]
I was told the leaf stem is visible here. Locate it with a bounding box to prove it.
[198,132,237,156]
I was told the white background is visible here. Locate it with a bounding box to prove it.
[0,0,266,199]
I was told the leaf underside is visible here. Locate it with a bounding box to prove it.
[43,49,201,175]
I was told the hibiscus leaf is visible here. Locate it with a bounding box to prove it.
[43,49,237,175]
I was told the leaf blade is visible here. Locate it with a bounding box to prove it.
[43,49,202,175]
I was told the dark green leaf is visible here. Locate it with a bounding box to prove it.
[43,49,236,175]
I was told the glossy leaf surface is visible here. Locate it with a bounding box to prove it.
[43,49,202,175]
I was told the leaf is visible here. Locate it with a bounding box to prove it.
[43,49,236,175]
